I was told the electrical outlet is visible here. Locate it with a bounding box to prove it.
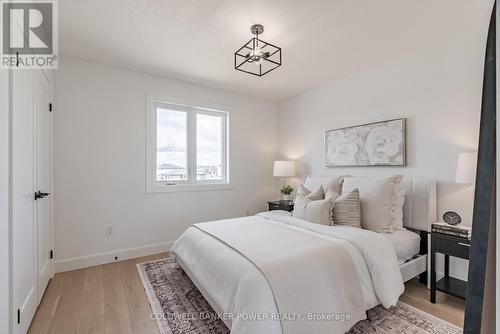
[105,224,113,235]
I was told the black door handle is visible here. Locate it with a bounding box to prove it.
[34,191,50,200]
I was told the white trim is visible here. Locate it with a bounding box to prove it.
[53,241,174,273]
[148,183,233,194]
[18,287,36,333]
[0,65,11,334]
[146,93,231,194]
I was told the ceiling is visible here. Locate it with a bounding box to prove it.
[59,0,493,101]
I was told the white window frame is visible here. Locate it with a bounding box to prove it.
[146,93,231,193]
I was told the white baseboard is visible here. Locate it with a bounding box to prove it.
[54,241,174,273]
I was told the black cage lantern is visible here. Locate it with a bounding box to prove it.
[234,24,282,77]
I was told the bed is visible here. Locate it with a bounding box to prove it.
[171,176,436,334]
[302,176,436,283]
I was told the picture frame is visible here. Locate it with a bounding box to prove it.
[325,118,406,167]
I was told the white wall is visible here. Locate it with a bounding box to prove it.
[276,4,492,280]
[53,57,277,272]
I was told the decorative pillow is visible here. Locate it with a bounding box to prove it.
[325,188,341,200]
[330,189,361,228]
[342,176,401,233]
[296,184,325,201]
[293,196,332,225]
[391,177,406,230]
[304,176,347,198]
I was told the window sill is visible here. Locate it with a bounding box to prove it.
[147,183,233,194]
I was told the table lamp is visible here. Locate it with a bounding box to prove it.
[273,161,295,201]
[456,152,478,184]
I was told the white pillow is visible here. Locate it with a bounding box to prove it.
[304,176,347,197]
[342,176,401,233]
[296,184,325,201]
[330,189,361,228]
[391,177,406,230]
[293,196,332,225]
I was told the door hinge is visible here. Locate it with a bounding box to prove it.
[48,103,53,112]
[17,309,20,324]
[50,250,54,259]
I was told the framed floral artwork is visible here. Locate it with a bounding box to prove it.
[325,118,406,167]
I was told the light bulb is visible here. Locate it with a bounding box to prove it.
[250,46,263,65]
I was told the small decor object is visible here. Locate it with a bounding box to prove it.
[442,211,462,226]
[280,184,294,201]
[325,118,406,167]
[455,152,478,184]
[234,24,282,77]
[432,222,471,239]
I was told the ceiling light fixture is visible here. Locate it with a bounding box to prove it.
[234,24,282,77]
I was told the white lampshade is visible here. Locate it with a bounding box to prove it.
[455,152,477,184]
[273,160,296,177]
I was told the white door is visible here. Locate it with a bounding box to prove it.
[12,70,37,333]
[36,72,53,302]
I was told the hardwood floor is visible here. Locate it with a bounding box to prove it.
[28,253,166,334]
[401,278,465,327]
[28,253,465,333]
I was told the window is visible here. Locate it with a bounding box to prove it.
[156,106,188,181]
[147,97,229,193]
[196,113,224,181]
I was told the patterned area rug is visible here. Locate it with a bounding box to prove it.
[137,257,462,334]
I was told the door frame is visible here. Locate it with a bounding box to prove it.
[1,62,12,334]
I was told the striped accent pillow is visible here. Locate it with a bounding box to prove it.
[331,189,361,228]
[296,184,325,200]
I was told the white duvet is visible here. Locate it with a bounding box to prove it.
[171,210,404,334]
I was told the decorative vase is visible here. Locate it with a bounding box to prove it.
[282,194,291,201]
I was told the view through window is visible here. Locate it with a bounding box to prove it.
[154,103,227,184]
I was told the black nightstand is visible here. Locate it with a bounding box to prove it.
[268,200,294,212]
[430,232,470,303]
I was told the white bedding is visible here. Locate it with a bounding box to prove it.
[382,229,421,265]
[193,216,367,334]
[171,210,404,334]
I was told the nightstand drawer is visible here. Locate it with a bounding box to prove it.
[268,201,294,212]
[268,202,281,210]
[434,234,470,259]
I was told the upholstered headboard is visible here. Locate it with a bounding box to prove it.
[303,176,436,231]
[399,177,436,231]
